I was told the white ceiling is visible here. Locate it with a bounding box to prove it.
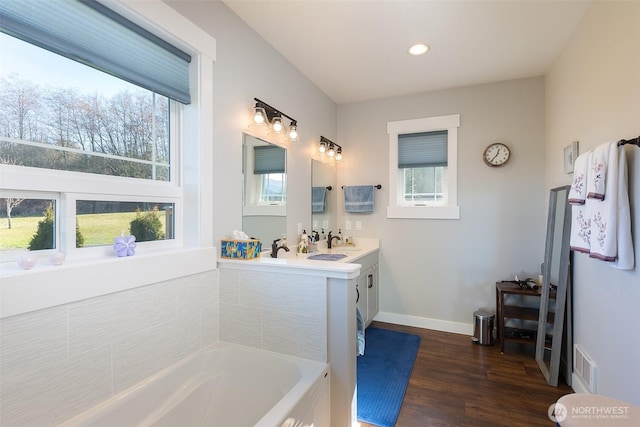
[223,0,591,105]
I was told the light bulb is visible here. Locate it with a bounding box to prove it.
[336,148,342,160]
[253,106,266,124]
[272,116,283,132]
[289,124,298,140]
[319,141,326,153]
[328,144,335,157]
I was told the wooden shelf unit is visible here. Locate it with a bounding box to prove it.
[496,281,556,353]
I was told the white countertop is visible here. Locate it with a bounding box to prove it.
[217,238,379,279]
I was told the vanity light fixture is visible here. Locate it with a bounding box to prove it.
[319,136,343,161]
[252,98,299,142]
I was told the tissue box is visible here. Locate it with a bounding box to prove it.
[221,239,261,260]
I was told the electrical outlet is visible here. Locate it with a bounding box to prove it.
[345,220,352,230]
[322,220,328,230]
[297,223,303,234]
[313,220,318,230]
[355,221,362,230]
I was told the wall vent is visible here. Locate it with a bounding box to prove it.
[574,344,596,393]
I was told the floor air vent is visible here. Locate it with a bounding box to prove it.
[574,345,596,393]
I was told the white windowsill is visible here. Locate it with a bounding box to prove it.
[387,205,460,219]
[0,247,217,319]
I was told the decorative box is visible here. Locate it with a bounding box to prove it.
[221,239,261,260]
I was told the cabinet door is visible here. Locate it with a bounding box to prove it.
[366,264,378,325]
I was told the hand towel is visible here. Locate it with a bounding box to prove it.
[588,142,634,269]
[570,151,592,253]
[568,152,590,205]
[344,185,375,213]
[356,307,365,356]
[312,186,327,213]
[587,141,612,200]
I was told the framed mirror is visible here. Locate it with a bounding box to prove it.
[536,185,572,386]
[242,133,286,244]
[311,159,336,238]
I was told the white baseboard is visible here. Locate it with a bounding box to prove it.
[374,311,474,336]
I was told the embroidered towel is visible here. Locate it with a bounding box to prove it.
[312,186,327,213]
[344,185,375,213]
[570,151,592,253]
[568,152,590,205]
[589,142,634,269]
[587,141,612,200]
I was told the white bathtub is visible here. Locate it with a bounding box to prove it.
[60,342,330,427]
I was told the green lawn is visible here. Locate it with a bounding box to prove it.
[0,212,166,249]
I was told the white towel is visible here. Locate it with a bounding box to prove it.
[587,141,612,200]
[356,307,365,356]
[588,143,634,269]
[570,152,592,253]
[568,152,590,205]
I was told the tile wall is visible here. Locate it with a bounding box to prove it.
[0,270,219,427]
[219,268,328,362]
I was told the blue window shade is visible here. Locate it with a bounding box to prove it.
[254,146,285,175]
[398,130,448,168]
[0,0,191,104]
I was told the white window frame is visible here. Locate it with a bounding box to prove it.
[0,0,216,319]
[387,114,460,219]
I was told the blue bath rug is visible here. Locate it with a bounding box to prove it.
[357,327,421,427]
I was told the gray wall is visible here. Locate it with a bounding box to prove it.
[546,1,639,405]
[337,77,547,330]
[166,0,338,247]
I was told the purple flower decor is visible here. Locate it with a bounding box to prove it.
[114,235,136,257]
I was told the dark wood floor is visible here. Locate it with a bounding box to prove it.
[360,321,572,427]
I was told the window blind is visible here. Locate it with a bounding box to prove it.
[254,146,285,175]
[398,130,448,168]
[0,0,192,104]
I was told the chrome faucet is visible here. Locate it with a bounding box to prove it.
[271,238,290,258]
[327,231,341,249]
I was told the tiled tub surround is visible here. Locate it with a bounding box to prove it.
[219,268,328,362]
[1,241,376,426]
[0,270,219,427]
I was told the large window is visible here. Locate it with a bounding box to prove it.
[0,0,193,262]
[387,114,460,219]
[0,33,172,181]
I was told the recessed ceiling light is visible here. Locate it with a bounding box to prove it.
[408,43,429,56]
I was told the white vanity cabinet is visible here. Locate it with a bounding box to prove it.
[354,251,379,327]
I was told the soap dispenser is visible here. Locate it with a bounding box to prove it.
[337,229,343,246]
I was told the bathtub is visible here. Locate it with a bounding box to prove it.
[60,342,330,427]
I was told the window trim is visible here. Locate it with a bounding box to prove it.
[387,114,460,219]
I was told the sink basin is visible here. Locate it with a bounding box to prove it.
[307,253,348,261]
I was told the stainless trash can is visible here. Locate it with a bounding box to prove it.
[472,310,494,345]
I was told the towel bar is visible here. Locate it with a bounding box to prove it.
[341,184,382,189]
[617,136,639,147]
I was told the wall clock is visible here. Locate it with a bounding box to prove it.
[483,142,511,167]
